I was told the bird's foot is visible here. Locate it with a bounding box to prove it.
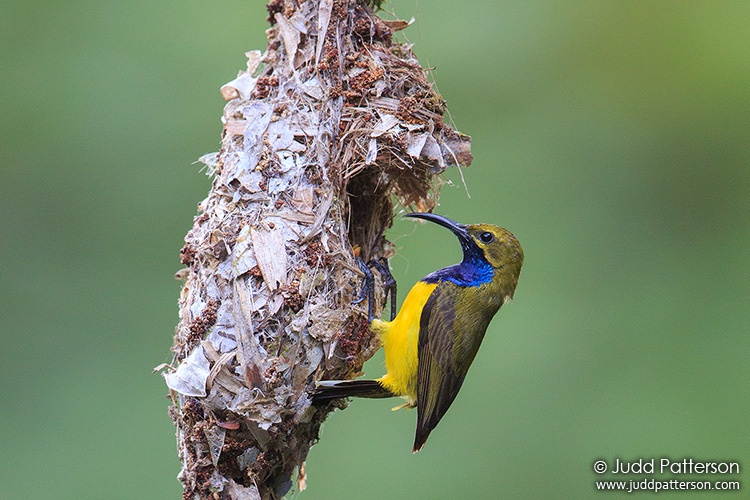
[351,258,376,322]
[351,257,398,323]
[370,258,397,321]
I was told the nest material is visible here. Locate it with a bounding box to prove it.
[164,1,472,498]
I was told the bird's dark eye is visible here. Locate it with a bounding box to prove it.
[479,231,494,243]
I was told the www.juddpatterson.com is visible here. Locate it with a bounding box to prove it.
[592,458,741,493]
[595,478,740,493]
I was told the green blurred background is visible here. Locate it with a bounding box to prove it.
[2,1,748,498]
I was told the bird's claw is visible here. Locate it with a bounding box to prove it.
[370,258,397,321]
[352,258,375,322]
[352,257,398,323]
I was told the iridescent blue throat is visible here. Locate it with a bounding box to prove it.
[422,254,494,287]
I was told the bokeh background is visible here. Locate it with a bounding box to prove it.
[2,1,748,498]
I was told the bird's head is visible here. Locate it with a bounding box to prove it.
[465,223,524,275]
[406,213,524,293]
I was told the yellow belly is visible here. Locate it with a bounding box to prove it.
[371,281,437,405]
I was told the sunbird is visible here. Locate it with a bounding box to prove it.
[313,212,524,452]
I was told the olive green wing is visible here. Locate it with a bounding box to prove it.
[413,283,498,452]
[411,285,462,451]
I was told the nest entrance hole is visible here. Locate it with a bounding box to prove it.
[345,169,394,261]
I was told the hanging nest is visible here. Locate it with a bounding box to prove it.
[162,1,472,498]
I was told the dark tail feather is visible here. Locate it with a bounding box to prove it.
[413,398,444,452]
[413,426,432,453]
[312,379,394,404]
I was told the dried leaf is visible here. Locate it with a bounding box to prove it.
[218,225,257,279]
[366,137,378,164]
[238,447,260,469]
[245,50,262,74]
[370,113,399,137]
[216,421,241,430]
[251,226,287,291]
[315,0,333,69]
[275,12,300,71]
[164,346,209,397]
[406,132,429,158]
[381,17,414,32]
[441,130,473,167]
[301,77,325,100]
[203,425,226,466]
[421,134,443,164]
[225,480,262,500]
[221,73,258,101]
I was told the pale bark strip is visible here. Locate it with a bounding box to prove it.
[164,1,472,498]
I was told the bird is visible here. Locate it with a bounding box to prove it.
[313,212,524,452]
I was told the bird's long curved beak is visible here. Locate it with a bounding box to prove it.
[405,212,473,249]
